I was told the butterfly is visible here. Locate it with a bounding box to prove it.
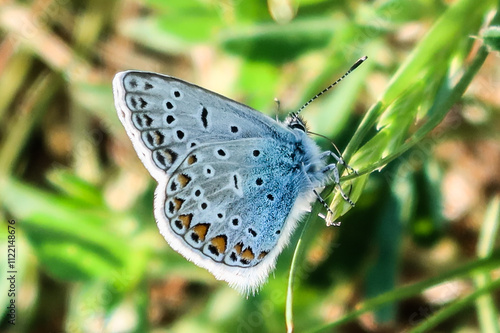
[112,57,366,294]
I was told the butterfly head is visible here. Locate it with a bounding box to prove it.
[285,112,308,133]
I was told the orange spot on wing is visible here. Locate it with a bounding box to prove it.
[177,173,191,187]
[192,224,209,242]
[187,155,197,165]
[210,235,228,254]
[258,251,269,260]
[173,197,184,211]
[234,242,243,255]
[163,149,175,164]
[178,214,192,229]
[241,248,255,261]
[153,131,164,145]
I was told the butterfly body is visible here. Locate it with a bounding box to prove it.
[113,71,330,293]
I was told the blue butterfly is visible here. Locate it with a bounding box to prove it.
[113,57,365,293]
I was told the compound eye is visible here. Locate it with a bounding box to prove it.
[289,121,306,132]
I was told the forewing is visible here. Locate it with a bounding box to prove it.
[113,71,282,181]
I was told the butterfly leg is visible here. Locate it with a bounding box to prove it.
[317,151,357,174]
[313,188,341,227]
[320,163,355,206]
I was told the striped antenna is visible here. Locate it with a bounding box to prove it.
[295,56,367,116]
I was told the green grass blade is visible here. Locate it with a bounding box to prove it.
[474,195,500,333]
[309,250,500,332]
[409,278,500,333]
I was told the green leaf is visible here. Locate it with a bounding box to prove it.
[143,0,223,42]
[365,163,415,323]
[481,26,500,52]
[118,17,193,54]
[237,60,280,112]
[220,18,337,63]
[0,177,130,281]
[380,0,493,104]
[46,168,103,206]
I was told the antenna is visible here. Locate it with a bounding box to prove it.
[295,56,367,116]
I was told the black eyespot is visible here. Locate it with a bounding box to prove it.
[194,189,201,197]
[174,220,182,229]
[139,98,147,109]
[253,150,260,157]
[146,133,154,146]
[231,126,239,133]
[276,230,281,235]
[208,245,218,255]
[248,228,257,237]
[217,213,223,219]
[135,115,143,127]
[230,253,237,261]
[156,152,166,167]
[170,181,177,192]
[176,130,185,139]
[233,175,239,189]
[166,115,175,124]
[201,107,208,128]
[191,233,199,242]
[135,114,153,128]
[232,218,239,226]
[206,168,212,174]
[267,194,274,201]
[201,202,208,210]
[217,149,226,156]
[166,101,174,109]
[174,90,181,98]
[256,178,263,186]
[130,97,137,109]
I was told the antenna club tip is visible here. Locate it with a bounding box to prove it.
[349,56,368,71]
[295,56,367,114]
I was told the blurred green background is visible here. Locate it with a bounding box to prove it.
[0,0,499,332]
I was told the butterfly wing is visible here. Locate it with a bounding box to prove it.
[113,71,285,181]
[113,71,321,293]
[155,138,318,293]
